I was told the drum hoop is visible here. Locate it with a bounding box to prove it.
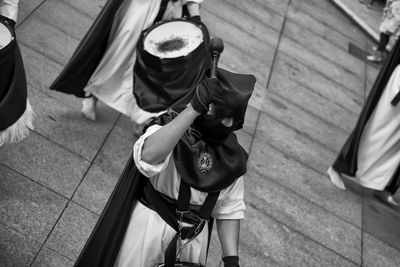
[0,18,15,51]
[139,18,209,60]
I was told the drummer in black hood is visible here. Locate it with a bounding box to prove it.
[74,69,256,267]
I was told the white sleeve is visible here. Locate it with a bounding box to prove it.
[211,177,246,220]
[133,124,173,178]
[0,0,19,22]
[181,0,204,5]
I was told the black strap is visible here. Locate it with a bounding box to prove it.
[154,0,170,23]
[391,91,400,106]
[165,181,219,267]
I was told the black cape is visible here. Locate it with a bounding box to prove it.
[332,38,400,189]
[49,0,125,97]
[74,155,144,267]
[0,16,27,130]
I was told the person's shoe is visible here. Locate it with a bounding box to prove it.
[81,96,97,121]
[373,191,400,207]
[366,51,384,63]
[327,166,346,190]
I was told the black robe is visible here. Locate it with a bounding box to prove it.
[332,38,400,191]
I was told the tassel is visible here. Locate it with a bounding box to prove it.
[0,100,35,146]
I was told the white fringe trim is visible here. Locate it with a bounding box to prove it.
[0,100,35,147]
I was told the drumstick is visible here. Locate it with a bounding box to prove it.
[209,37,224,78]
[208,38,224,116]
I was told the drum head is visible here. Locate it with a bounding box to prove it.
[144,20,203,59]
[0,21,13,49]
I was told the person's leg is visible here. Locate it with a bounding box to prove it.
[327,166,346,190]
[81,93,98,121]
[383,169,400,206]
[367,32,390,62]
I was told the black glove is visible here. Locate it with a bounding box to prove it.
[191,78,224,114]
[223,256,239,267]
[189,15,201,23]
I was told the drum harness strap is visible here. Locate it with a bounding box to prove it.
[154,0,171,23]
[141,179,220,267]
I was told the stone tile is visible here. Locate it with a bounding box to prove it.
[240,205,358,267]
[261,91,349,152]
[203,10,279,54]
[60,0,107,19]
[286,4,364,50]
[35,0,94,40]
[247,83,268,111]
[0,223,40,267]
[20,43,62,90]
[236,130,251,154]
[218,46,271,93]
[29,87,119,161]
[0,165,68,243]
[244,170,361,263]
[270,53,363,115]
[0,131,90,198]
[243,105,259,135]
[17,14,79,65]
[279,36,364,96]
[254,0,289,16]
[207,225,273,267]
[363,233,400,267]
[365,63,380,98]
[17,0,44,25]
[255,113,337,174]
[248,140,362,227]
[32,246,74,267]
[283,20,364,79]
[204,0,284,33]
[268,70,358,133]
[94,115,138,177]
[72,163,119,215]
[363,195,400,251]
[46,202,98,261]
[291,0,366,44]
[19,44,82,111]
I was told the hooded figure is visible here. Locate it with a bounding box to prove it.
[50,0,207,124]
[74,68,256,267]
[328,38,400,206]
[0,0,34,146]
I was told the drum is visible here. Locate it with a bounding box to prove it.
[143,19,204,59]
[0,19,14,50]
[133,18,211,112]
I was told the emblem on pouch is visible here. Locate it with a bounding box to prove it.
[198,152,212,173]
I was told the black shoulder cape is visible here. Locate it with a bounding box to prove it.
[149,111,248,192]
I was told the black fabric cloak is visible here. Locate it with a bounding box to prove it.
[74,155,144,267]
[49,0,125,97]
[332,38,400,189]
[0,16,27,130]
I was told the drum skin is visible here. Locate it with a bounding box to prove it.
[0,16,27,130]
[133,18,211,112]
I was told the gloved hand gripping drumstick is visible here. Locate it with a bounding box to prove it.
[190,37,225,115]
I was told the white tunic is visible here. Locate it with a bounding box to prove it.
[355,65,400,190]
[0,0,18,21]
[85,0,203,124]
[114,125,246,267]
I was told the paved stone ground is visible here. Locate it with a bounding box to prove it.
[1,0,400,266]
